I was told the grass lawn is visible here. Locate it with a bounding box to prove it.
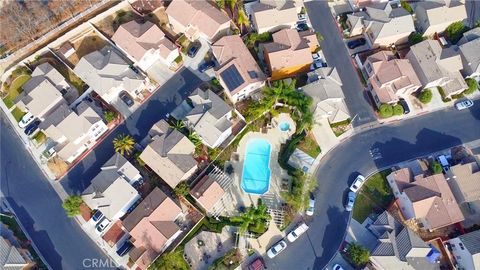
[11,107,26,122]
[33,131,47,145]
[2,74,31,108]
[297,132,321,158]
[352,169,393,223]
[150,247,189,270]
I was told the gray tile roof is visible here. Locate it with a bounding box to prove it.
[459,229,480,255]
[0,237,28,270]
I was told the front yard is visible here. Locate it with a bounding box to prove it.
[352,169,394,223]
[297,132,321,158]
[2,72,31,109]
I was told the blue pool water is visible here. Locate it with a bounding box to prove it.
[241,138,271,195]
[279,122,290,131]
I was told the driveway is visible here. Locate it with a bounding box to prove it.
[306,1,376,126]
[60,68,202,194]
[182,37,213,82]
[146,60,175,86]
[264,101,480,269]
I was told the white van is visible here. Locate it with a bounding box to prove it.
[436,155,450,173]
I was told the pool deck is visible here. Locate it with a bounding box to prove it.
[220,113,296,214]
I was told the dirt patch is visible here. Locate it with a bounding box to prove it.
[68,32,108,65]
[47,157,69,179]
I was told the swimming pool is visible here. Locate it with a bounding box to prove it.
[279,121,290,131]
[241,138,271,195]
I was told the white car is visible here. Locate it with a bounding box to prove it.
[306,195,315,216]
[18,112,35,128]
[267,240,287,258]
[95,217,110,235]
[349,174,366,193]
[333,264,344,270]
[455,99,474,110]
[287,223,309,242]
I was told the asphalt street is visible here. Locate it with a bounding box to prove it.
[306,1,377,126]
[267,101,480,270]
[0,68,202,269]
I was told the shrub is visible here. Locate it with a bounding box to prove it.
[174,181,190,197]
[430,161,443,174]
[378,104,393,118]
[408,32,424,45]
[465,78,478,95]
[62,196,83,217]
[393,104,404,116]
[103,110,117,123]
[445,21,468,44]
[418,89,433,104]
[346,242,370,267]
[437,87,452,102]
[401,0,413,14]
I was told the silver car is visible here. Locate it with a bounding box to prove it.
[267,240,287,258]
[455,99,474,110]
[345,191,356,211]
[350,174,366,193]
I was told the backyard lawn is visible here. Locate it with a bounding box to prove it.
[297,132,321,158]
[2,74,31,108]
[352,169,393,223]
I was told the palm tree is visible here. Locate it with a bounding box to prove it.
[230,199,271,234]
[170,120,185,131]
[226,0,237,17]
[113,134,135,155]
[236,8,250,33]
[188,130,202,146]
[216,0,225,9]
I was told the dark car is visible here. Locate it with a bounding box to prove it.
[248,257,266,270]
[24,120,41,136]
[347,38,366,49]
[296,23,309,31]
[116,241,134,256]
[91,210,104,223]
[129,65,140,74]
[398,98,410,114]
[199,60,215,72]
[119,91,134,107]
[187,42,201,58]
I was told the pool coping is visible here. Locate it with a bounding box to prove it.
[240,138,272,195]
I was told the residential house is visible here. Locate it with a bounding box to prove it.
[415,0,467,36]
[406,40,467,98]
[457,28,480,79]
[81,154,141,221]
[364,51,421,106]
[262,28,319,80]
[448,155,480,223]
[112,20,179,71]
[368,210,442,270]
[250,0,298,34]
[347,2,415,47]
[15,63,74,121]
[39,102,108,163]
[190,169,228,214]
[0,236,33,270]
[387,167,464,231]
[301,67,350,124]
[348,0,391,9]
[171,88,233,148]
[73,46,146,105]
[447,229,480,270]
[122,187,183,270]
[212,35,266,103]
[166,0,231,43]
[140,119,197,188]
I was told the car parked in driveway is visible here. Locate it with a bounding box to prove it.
[116,241,133,256]
[187,42,201,58]
[455,99,474,110]
[199,60,215,72]
[349,174,365,193]
[95,217,110,234]
[333,264,345,270]
[91,210,104,223]
[398,98,410,114]
[347,38,366,49]
[287,222,309,242]
[19,112,35,128]
[24,120,40,136]
[296,23,309,31]
[267,240,287,258]
[345,191,356,211]
[306,194,315,216]
[119,91,134,107]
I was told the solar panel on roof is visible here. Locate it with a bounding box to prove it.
[220,65,244,91]
[248,70,258,79]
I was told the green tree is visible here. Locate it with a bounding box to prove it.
[134,152,145,166]
[445,21,468,44]
[170,120,185,131]
[418,89,433,104]
[62,196,83,217]
[229,199,271,234]
[378,104,393,118]
[152,249,189,270]
[346,242,370,267]
[188,130,202,146]
[216,0,225,9]
[430,161,443,174]
[236,8,250,32]
[174,181,190,197]
[226,0,237,13]
[401,0,413,14]
[103,110,117,123]
[393,104,404,116]
[465,78,478,95]
[113,134,135,155]
[408,32,425,45]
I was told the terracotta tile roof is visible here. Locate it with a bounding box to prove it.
[389,167,413,191]
[102,221,125,247]
[190,175,225,212]
[403,174,464,230]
